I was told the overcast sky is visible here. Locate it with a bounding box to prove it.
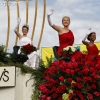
[0,0,100,53]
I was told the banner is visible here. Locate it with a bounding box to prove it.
[0,66,16,87]
[41,47,54,65]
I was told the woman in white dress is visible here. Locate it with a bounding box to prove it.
[14,18,39,69]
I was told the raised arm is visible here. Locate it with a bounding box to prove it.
[14,18,22,39]
[82,34,89,46]
[47,9,62,33]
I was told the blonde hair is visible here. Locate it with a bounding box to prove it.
[62,16,70,22]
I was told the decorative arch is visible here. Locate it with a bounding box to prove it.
[5,0,46,51]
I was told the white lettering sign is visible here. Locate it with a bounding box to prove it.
[0,66,16,87]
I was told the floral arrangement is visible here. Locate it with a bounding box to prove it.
[38,58,100,100]
[63,46,76,54]
[21,43,36,54]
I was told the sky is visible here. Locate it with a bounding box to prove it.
[0,0,100,53]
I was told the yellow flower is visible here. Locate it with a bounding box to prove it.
[68,89,73,93]
[62,93,69,100]
[71,80,76,84]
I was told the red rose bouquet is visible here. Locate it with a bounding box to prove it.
[21,43,36,54]
[38,57,100,100]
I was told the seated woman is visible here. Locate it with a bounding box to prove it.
[47,9,82,61]
[82,30,100,65]
[14,18,39,69]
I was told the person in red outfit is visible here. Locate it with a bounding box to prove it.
[82,30,100,65]
[47,9,82,61]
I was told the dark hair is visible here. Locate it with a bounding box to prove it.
[87,32,96,41]
[22,25,29,31]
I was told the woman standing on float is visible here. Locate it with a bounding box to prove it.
[82,30,100,65]
[47,9,82,60]
[14,18,39,68]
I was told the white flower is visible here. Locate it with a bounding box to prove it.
[63,46,76,54]
[71,47,76,52]
[63,46,69,51]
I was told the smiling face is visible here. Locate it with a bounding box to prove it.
[88,32,96,41]
[62,16,70,27]
[22,26,28,35]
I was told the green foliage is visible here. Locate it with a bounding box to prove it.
[31,57,54,100]
[0,45,10,63]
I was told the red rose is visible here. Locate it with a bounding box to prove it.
[76,78,81,82]
[67,62,73,69]
[75,68,80,73]
[77,83,83,89]
[95,64,100,70]
[83,68,89,74]
[52,93,58,98]
[71,57,75,62]
[46,97,51,100]
[68,78,72,83]
[91,84,96,89]
[74,98,78,100]
[87,93,93,100]
[68,93,73,99]
[72,83,77,87]
[83,77,88,82]
[87,76,92,81]
[56,85,66,93]
[65,69,71,74]
[90,67,95,73]
[38,84,45,91]
[59,76,64,81]
[94,74,99,79]
[86,86,91,90]
[94,91,100,96]
[71,70,75,75]
[52,86,57,92]
[72,62,78,68]
[58,96,62,100]
[41,95,46,99]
